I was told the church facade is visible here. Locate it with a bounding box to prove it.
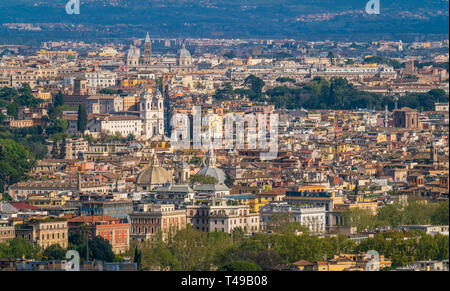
[140,88,165,139]
[126,33,194,73]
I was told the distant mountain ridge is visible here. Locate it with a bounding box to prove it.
[0,0,448,41]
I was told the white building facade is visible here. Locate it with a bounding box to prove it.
[260,202,326,234]
[139,89,165,139]
[88,115,143,137]
[84,71,117,89]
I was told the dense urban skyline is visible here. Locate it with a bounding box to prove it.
[0,0,448,277]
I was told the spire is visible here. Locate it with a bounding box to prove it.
[143,32,152,66]
[207,143,216,167]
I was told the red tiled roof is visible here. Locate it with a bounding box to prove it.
[68,215,118,224]
[9,202,39,211]
[293,260,314,266]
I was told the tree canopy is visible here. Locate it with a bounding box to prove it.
[343,200,449,231]
[0,84,43,110]
[0,139,33,190]
[189,174,218,185]
[77,104,88,133]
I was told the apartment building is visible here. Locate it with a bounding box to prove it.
[68,215,130,254]
[260,202,326,234]
[15,218,68,249]
[129,204,186,241]
[186,200,260,234]
[0,221,15,243]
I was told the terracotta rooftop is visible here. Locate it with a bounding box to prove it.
[67,215,119,223]
[9,202,39,211]
[292,259,314,266]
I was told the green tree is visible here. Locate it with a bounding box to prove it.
[0,139,33,187]
[77,105,87,133]
[99,88,123,95]
[7,103,18,117]
[430,201,449,225]
[58,136,67,159]
[54,91,65,107]
[276,77,296,83]
[125,133,135,142]
[168,226,212,271]
[133,246,142,270]
[213,82,235,100]
[88,236,115,262]
[342,208,378,231]
[244,75,265,96]
[224,173,235,188]
[1,192,12,201]
[76,235,115,263]
[1,237,41,259]
[219,260,262,271]
[43,244,66,260]
[50,141,59,158]
[255,249,283,270]
[267,213,309,234]
[79,223,90,261]
[189,174,218,185]
[140,234,181,270]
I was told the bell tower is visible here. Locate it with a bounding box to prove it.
[175,158,190,184]
[143,32,153,66]
[431,142,439,169]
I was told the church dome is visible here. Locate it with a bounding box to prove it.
[197,167,226,184]
[195,147,226,184]
[177,44,191,58]
[127,46,140,58]
[136,155,172,190]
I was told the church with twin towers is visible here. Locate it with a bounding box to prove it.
[126,32,154,68]
[126,32,194,73]
[124,33,197,140]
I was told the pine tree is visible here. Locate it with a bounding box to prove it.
[77,105,87,133]
[51,142,59,158]
[134,247,142,270]
[59,137,66,159]
[354,181,359,196]
[54,91,65,107]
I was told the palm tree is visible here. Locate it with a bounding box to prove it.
[79,223,90,261]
